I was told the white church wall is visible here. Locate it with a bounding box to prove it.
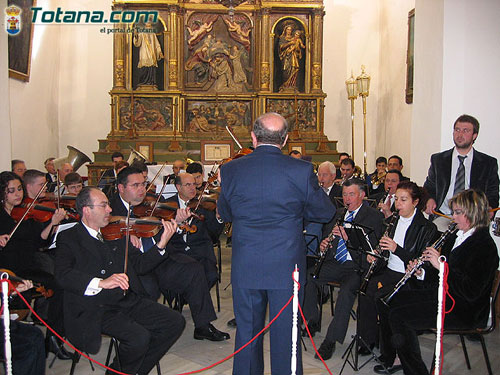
[411,0,500,185]
[323,0,380,172]
[323,0,414,175]
[0,0,12,171]
[56,0,113,172]
[377,0,415,175]
[8,0,61,171]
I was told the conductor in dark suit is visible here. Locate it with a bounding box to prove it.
[302,179,384,360]
[217,112,335,375]
[55,187,185,375]
[424,114,499,218]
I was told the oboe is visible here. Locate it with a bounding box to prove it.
[311,209,346,279]
[380,222,458,306]
[359,212,399,295]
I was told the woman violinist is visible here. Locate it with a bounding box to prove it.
[0,170,70,359]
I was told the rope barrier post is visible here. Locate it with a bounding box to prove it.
[434,256,447,375]
[291,265,299,375]
[1,274,12,375]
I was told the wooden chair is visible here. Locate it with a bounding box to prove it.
[430,270,500,375]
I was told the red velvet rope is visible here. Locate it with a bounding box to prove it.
[1,272,315,375]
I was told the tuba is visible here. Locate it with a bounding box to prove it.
[53,146,91,172]
[127,147,149,165]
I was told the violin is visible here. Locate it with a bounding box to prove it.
[0,268,54,298]
[132,196,205,222]
[11,198,79,222]
[101,216,196,241]
[42,193,77,210]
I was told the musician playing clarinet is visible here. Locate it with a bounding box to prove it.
[357,181,437,371]
[376,189,498,375]
[302,178,384,360]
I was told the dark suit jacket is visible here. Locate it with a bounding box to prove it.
[328,184,343,208]
[55,223,167,353]
[163,194,223,264]
[321,203,384,268]
[424,148,499,209]
[391,210,438,266]
[98,169,116,198]
[423,226,499,328]
[45,172,57,193]
[218,145,335,289]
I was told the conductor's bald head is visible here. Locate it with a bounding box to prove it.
[251,112,289,148]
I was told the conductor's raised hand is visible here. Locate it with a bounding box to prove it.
[99,273,129,290]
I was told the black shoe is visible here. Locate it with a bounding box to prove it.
[357,342,375,356]
[227,318,237,327]
[45,335,72,360]
[374,364,403,374]
[314,340,335,361]
[302,321,320,337]
[194,324,230,341]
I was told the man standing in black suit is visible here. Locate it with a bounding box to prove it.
[303,179,384,360]
[110,167,229,341]
[424,114,499,219]
[55,187,185,375]
[165,173,223,288]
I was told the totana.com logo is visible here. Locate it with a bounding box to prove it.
[5,5,21,35]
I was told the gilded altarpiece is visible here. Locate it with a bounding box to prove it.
[92,0,337,176]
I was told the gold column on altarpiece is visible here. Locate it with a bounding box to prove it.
[168,5,179,90]
[311,7,324,92]
[260,8,271,92]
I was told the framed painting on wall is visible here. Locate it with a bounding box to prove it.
[201,140,233,164]
[8,0,36,81]
[406,9,415,104]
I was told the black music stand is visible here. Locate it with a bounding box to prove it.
[338,222,381,374]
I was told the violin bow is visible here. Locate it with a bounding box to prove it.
[225,125,243,150]
[56,171,61,209]
[149,177,170,218]
[7,181,48,242]
[123,203,132,296]
[146,161,167,193]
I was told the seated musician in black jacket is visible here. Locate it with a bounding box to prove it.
[110,167,229,341]
[165,173,223,288]
[357,181,437,365]
[55,187,184,374]
[376,189,498,375]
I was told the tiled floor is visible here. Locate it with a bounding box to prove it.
[40,238,500,374]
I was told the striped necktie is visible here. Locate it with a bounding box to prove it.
[453,155,467,195]
[335,211,355,263]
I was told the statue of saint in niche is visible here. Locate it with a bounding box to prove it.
[133,22,164,89]
[278,25,305,92]
[273,19,306,93]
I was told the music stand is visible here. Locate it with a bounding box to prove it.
[338,223,380,374]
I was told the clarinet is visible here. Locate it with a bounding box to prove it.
[380,222,458,306]
[359,212,399,295]
[311,208,346,279]
[378,188,390,212]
